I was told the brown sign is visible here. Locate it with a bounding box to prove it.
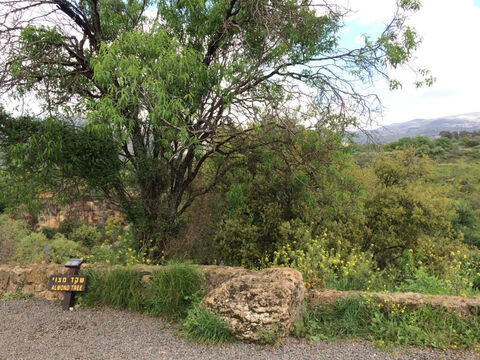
[48,275,87,292]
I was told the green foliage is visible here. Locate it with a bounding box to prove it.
[300,297,480,350]
[215,125,365,269]
[40,226,58,239]
[148,262,204,319]
[383,136,453,158]
[13,232,50,263]
[86,217,148,266]
[270,230,377,290]
[49,233,88,263]
[79,263,204,321]
[58,218,87,237]
[69,224,102,248]
[363,150,464,268]
[0,214,30,263]
[452,202,480,248]
[0,0,426,254]
[79,268,146,312]
[182,303,235,344]
[13,232,87,264]
[396,268,454,295]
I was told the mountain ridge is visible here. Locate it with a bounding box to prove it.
[356,112,480,143]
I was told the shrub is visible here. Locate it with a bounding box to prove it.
[182,303,235,344]
[13,232,50,263]
[87,243,145,266]
[14,232,87,264]
[0,214,30,263]
[58,218,86,237]
[85,217,148,266]
[396,268,453,295]
[69,224,101,248]
[40,226,58,239]
[49,233,88,263]
[270,230,378,290]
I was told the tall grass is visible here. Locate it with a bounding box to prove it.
[147,262,204,319]
[79,268,146,312]
[182,303,235,344]
[296,297,480,350]
[79,263,204,319]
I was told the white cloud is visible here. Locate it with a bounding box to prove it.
[346,0,480,124]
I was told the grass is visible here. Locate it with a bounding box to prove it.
[79,262,204,319]
[147,262,204,319]
[77,263,233,344]
[1,291,33,301]
[78,268,147,311]
[182,303,235,344]
[295,297,480,350]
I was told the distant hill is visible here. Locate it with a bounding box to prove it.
[355,113,480,144]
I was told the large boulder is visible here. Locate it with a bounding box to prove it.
[201,268,305,343]
[200,265,251,294]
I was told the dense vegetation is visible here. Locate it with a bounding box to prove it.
[0,0,478,348]
[0,0,430,253]
[1,129,479,298]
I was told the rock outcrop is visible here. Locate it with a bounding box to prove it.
[201,268,305,342]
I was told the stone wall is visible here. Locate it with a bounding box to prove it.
[0,264,248,301]
[1,264,479,317]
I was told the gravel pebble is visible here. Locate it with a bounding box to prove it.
[1,298,478,360]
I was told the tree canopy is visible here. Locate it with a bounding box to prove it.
[0,0,430,254]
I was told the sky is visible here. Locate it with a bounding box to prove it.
[342,0,480,125]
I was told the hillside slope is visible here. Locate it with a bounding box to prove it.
[356,113,480,143]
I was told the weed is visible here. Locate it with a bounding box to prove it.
[182,303,235,344]
[1,282,33,301]
[299,297,480,350]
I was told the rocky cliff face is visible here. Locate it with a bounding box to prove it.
[36,196,121,229]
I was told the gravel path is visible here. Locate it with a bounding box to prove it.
[0,299,479,360]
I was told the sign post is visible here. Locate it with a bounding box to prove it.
[48,258,87,310]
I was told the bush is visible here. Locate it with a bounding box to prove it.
[396,268,453,295]
[0,214,30,263]
[49,233,88,263]
[40,226,58,239]
[13,232,50,263]
[182,303,235,344]
[58,218,86,237]
[14,232,87,264]
[85,217,148,266]
[69,224,101,248]
[270,230,378,290]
